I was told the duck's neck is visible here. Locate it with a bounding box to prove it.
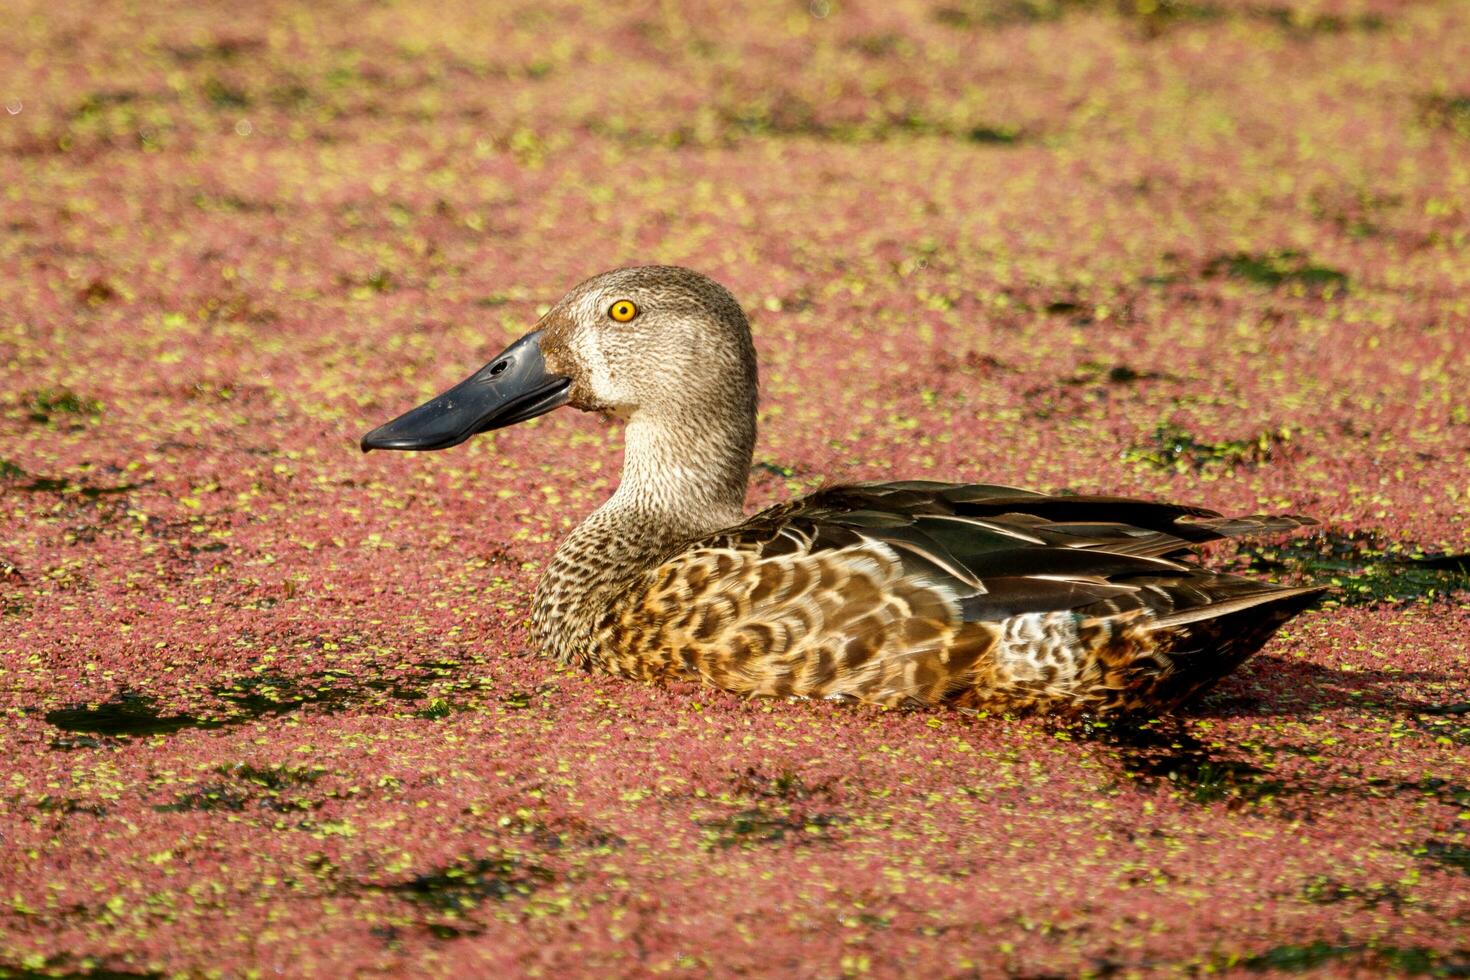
[605,411,752,530]
[532,404,755,666]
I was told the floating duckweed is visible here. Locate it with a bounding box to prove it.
[24,388,104,423]
[1238,532,1470,606]
[1123,423,1291,472]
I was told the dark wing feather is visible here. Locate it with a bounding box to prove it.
[960,578,1142,619]
[1018,521,1199,558]
[709,481,1319,623]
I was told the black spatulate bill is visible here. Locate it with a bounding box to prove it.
[361,330,570,452]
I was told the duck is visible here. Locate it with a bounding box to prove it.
[362,265,1322,715]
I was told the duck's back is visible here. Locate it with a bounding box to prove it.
[593,481,1322,714]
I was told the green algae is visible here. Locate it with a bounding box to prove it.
[375,856,555,913]
[153,786,251,813]
[1419,840,1470,877]
[1067,361,1165,384]
[1237,942,1469,974]
[732,768,830,801]
[214,671,359,717]
[1389,778,1470,810]
[1244,941,1357,971]
[33,796,109,817]
[698,768,845,849]
[0,964,163,979]
[22,389,104,423]
[162,36,265,63]
[1413,707,1470,747]
[1123,422,1291,473]
[932,0,1221,30]
[753,461,798,479]
[1073,717,1292,807]
[1204,251,1348,293]
[200,77,249,109]
[77,279,118,304]
[7,472,140,498]
[931,0,1381,34]
[1161,758,1287,805]
[222,762,325,789]
[69,88,140,118]
[698,807,844,850]
[44,693,201,739]
[42,664,470,744]
[497,811,627,853]
[1237,532,1470,606]
[1300,876,1402,909]
[1419,93,1470,138]
[713,101,1025,145]
[416,697,452,719]
[153,765,323,815]
[965,124,1022,144]
[1073,717,1470,820]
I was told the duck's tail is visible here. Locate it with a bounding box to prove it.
[1143,584,1326,708]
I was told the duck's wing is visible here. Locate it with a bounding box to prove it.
[702,481,1318,623]
[603,481,1320,711]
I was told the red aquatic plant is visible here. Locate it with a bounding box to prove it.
[1,0,1467,973]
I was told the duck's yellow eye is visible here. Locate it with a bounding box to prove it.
[608,299,638,323]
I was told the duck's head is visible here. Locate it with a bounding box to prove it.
[361,265,757,453]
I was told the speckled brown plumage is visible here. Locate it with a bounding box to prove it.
[540,479,1321,714]
[377,265,1324,715]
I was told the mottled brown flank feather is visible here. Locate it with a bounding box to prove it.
[574,482,1322,714]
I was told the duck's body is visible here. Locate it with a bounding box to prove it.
[537,482,1319,713]
[364,266,1321,715]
